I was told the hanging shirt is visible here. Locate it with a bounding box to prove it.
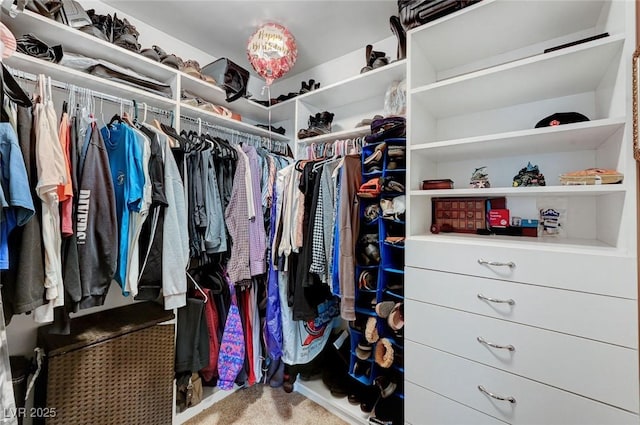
[101,122,144,293]
[338,155,361,321]
[2,106,46,323]
[226,146,251,285]
[58,112,73,237]
[202,149,226,254]
[33,81,67,323]
[243,145,267,276]
[125,127,152,297]
[0,123,34,269]
[76,124,118,309]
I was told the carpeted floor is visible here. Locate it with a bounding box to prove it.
[184,384,350,425]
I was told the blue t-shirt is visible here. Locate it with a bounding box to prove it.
[101,122,144,292]
[0,123,35,270]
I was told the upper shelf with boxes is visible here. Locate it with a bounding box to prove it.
[1,6,289,140]
[406,0,634,252]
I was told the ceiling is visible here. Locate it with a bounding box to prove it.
[103,0,399,80]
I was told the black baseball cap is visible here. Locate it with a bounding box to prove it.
[535,112,589,128]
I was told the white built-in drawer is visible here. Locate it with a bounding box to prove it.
[406,301,639,412]
[405,341,638,424]
[405,267,637,348]
[405,238,636,299]
[405,381,507,425]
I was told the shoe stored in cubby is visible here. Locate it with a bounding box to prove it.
[357,266,379,293]
[382,138,406,174]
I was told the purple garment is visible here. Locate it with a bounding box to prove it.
[265,180,282,360]
[243,145,267,276]
[217,273,245,390]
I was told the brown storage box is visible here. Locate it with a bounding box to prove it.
[35,302,175,425]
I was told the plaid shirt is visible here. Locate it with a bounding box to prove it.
[225,146,251,285]
[243,145,267,276]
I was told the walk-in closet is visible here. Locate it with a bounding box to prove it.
[0,1,638,425]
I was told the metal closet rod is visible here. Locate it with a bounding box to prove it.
[179,114,265,141]
[6,66,172,116]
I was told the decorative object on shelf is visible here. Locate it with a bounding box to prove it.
[534,111,589,128]
[361,44,389,73]
[512,162,546,187]
[470,166,490,188]
[432,197,487,234]
[297,111,334,139]
[421,179,454,190]
[488,209,510,228]
[560,168,624,185]
[246,22,297,86]
[365,116,406,144]
[384,79,406,116]
[539,207,563,236]
[201,58,250,103]
[397,0,481,31]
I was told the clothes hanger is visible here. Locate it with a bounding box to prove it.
[186,271,208,304]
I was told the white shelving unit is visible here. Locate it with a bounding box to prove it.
[294,60,406,157]
[405,1,638,424]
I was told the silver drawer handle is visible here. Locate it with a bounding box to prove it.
[477,293,515,305]
[477,336,515,352]
[478,385,516,404]
[478,258,516,268]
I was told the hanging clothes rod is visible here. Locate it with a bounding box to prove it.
[179,114,266,141]
[5,66,172,117]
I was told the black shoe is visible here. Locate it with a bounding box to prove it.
[390,15,406,60]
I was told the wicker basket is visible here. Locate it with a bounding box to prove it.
[35,302,175,425]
